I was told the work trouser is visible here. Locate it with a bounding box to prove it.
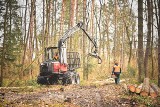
[114,72,120,84]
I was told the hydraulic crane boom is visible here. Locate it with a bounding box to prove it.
[58,22,102,64]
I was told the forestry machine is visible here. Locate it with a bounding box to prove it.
[37,22,102,85]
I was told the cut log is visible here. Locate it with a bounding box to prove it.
[150,83,160,95]
[135,83,143,94]
[149,86,157,98]
[140,78,150,97]
[128,85,136,93]
[140,91,148,96]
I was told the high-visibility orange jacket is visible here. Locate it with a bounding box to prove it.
[112,65,121,73]
[53,55,59,60]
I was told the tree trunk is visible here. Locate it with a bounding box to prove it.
[144,0,152,78]
[104,2,111,71]
[151,0,154,79]
[114,0,118,60]
[51,0,54,44]
[42,0,45,61]
[60,0,65,36]
[98,0,102,55]
[28,0,34,79]
[54,0,57,35]
[0,2,8,86]
[75,0,79,22]
[54,0,57,44]
[45,0,48,46]
[138,0,144,82]
[69,0,75,51]
[158,0,160,87]
[33,0,39,75]
[91,0,94,38]
[48,0,51,45]
[21,0,28,77]
[121,25,125,72]
[83,0,87,80]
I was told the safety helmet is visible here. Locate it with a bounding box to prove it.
[114,60,118,65]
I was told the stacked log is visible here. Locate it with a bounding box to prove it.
[135,83,143,94]
[128,85,136,93]
[128,78,159,98]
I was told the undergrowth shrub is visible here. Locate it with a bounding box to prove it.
[3,78,39,87]
[132,95,158,107]
[121,65,137,79]
[127,65,136,77]
[26,79,39,86]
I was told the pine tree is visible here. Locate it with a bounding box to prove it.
[0,0,22,86]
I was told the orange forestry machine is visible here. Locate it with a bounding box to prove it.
[37,22,102,85]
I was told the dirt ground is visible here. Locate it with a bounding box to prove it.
[0,79,159,107]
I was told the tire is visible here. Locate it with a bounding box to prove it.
[37,76,48,85]
[62,71,76,85]
[75,73,80,84]
[46,74,59,85]
[62,72,70,85]
[70,74,76,84]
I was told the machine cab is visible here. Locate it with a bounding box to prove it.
[45,47,59,61]
[40,46,67,75]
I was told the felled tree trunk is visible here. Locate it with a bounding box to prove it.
[150,83,159,95]
[140,78,150,96]
[149,86,157,98]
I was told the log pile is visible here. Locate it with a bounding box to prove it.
[127,78,159,98]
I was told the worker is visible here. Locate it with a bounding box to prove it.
[112,61,121,84]
[53,52,59,60]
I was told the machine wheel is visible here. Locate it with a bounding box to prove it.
[48,75,59,85]
[37,76,48,85]
[75,73,80,84]
[62,71,76,85]
[62,72,70,85]
[70,73,76,84]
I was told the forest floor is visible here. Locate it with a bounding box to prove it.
[0,78,160,107]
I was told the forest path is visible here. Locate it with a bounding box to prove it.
[1,80,140,107]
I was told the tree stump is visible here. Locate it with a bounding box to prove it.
[140,78,150,97]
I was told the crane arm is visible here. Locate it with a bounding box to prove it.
[58,22,102,64]
[58,22,83,47]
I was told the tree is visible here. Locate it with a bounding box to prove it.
[157,0,160,87]
[21,0,28,77]
[104,1,111,72]
[0,0,23,86]
[60,0,65,36]
[83,0,87,80]
[138,0,144,82]
[114,0,118,60]
[0,0,8,86]
[144,0,152,78]
[69,0,76,50]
